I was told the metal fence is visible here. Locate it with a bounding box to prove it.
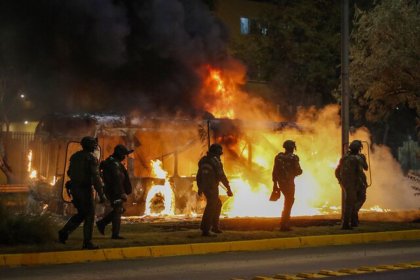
[0,131,34,183]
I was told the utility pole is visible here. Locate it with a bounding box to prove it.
[207,120,211,150]
[341,0,350,219]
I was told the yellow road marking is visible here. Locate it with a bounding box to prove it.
[295,272,328,278]
[240,261,420,280]
[318,270,350,276]
[377,265,405,270]
[357,266,388,272]
[338,268,368,274]
[395,263,420,268]
[274,275,305,280]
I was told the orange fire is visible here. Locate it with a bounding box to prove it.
[203,68,235,118]
[144,160,175,216]
[197,64,279,121]
[193,65,406,217]
[27,150,37,179]
[140,64,413,218]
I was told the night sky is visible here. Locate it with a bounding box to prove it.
[0,0,230,119]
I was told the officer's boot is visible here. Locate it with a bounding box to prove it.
[341,216,353,230]
[280,195,294,231]
[97,208,114,235]
[96,220,106,235]
[82,241,99,250]
[351,211,359,227]
[341,203,353,230]
[58,216,83,244]
[200,201,212,236]
[82,213,99,249]
[58,229,69,244]
[211,199,223,234]
[280,218,291,231]
[111,213,124,239]
[280,207,292,231]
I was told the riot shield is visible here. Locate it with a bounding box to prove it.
[362,141,372,187]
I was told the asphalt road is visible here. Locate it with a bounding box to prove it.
[1,240,419,280]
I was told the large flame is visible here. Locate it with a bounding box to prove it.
[197,64,279,121]
[195,64,414,217]
[144,160,175,216]
[203,68,235,118]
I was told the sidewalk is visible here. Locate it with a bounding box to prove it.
[1,229,420,267]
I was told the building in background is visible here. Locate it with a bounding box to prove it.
[214,0,273,40]
[214,0,276,107]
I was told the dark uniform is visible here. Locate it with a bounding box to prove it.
[335,140,366,229]
[58,136,105,249]
[272,140,302,231]
[197,143,233,236]
[96,144,133,239]
[353,153,368,226]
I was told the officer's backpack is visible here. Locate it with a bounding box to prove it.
[338,154,364,186]
[275,153,299,183]
[196,157,217,191]
[67,151,92,185]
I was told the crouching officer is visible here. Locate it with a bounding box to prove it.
[58,136,106,249]
[335,140,366,229]
[196,143,233,236]
[96,144,133,239]
[272,140,302,231]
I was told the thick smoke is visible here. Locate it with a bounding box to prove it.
[0,0,229,117]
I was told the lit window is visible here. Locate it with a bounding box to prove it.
[260,26,268,35]
[240,17,250,34]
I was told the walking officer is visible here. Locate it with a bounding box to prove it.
[272,140,303,231]
[96,144,133,239]
[58,136,106,249]
[196,143,233,237]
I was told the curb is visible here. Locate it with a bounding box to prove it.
[1,230,420,267]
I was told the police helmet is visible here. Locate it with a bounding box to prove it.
[113,144,134,157]
[81,136,98,151]
[283,140,296,151]
[349,140,363,152]
[209,143,223,156]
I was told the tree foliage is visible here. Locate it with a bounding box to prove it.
[232,0,341,118]
[350,0,420,125]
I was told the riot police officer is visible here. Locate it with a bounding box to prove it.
[272,140,303,231]
[196,143,233,237]
[351,140,368,227]
[335,140,367,229]
[96,144,133,239]
[58,136,106,249]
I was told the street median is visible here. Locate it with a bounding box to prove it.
[1,229,420,267]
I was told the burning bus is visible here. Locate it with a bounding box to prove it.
[28,112,303,217]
